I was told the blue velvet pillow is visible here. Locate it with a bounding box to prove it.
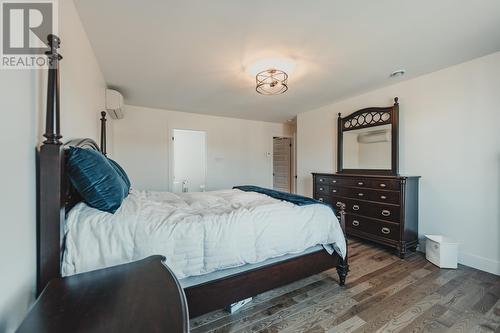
[107,158,131,189]
[67,147,128,213]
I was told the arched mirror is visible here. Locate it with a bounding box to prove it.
[337,97,399,175]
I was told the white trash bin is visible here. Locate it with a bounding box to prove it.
[425,235,458,269]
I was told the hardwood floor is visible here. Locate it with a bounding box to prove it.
[190,238,500,333]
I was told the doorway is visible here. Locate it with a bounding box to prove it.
[273,137,292,193]
[172,129,207,193]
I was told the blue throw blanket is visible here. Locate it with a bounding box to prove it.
[233,185,335,213]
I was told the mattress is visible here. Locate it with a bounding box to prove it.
[62,189,346,280]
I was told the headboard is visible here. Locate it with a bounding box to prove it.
[37,35,108,295]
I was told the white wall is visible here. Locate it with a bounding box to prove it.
[59,1,106,141]
[0,1,106,331]
[111,105,291,191]
[297,51,500,275]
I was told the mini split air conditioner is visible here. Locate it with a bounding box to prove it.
[105,89,124,119]
[357,129,390,144]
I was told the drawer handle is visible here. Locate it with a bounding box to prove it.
[332,180,337,184]
[319,179,324,182]
[380,183,387,188]
[318,198,324,202]
[353,205,360,211]
[358,193,364,197]
[336,201,344,207]
[319,187,324,191]
[380,195,387,200]
[352,220,360,226]
[381,209,391,217]
[381,227,390,234]
[357,182,364,186]
[332,189,337,193]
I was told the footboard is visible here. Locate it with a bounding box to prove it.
[184,248,343,317]
[185,204,349,318]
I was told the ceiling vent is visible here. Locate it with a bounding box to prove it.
[105,89,124,119]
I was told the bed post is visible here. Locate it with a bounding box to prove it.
[100,111,107,155]
[37,34,64,296]
[336,203,349,285]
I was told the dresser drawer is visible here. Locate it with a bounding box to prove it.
[314,194,332,206]
[367,179,400,190]
[315,175,342,186]
[342,178,400,191]
[327,186,342,196]
[315,184,330,194]
[340,187,400,205]
[332,197,400,223]
[346,215,400,241]
[342,178,370,188]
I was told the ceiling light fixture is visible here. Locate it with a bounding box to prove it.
[256,69,288,95]
[390,69,406,78]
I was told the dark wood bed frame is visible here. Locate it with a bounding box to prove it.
[37,35,349,318]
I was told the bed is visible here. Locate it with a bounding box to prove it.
[37,35,349,318]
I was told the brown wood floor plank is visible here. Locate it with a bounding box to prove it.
[222,282,343,332]
[447,277,492,313]
[353,266,431,302]
[332,268,448,328]
[190,239,499,333]
[436,307,463,328]
[258,292,357,333]
[444,309,484,332]
[397,304,449,333]
[474,298,500,332]
[225,285,349,332]
[326,316,366,333]
[375,285,463,333]
[472,284,500,314]
[191,273,334,330]
[192,278,337,333]
[268,283,372,333]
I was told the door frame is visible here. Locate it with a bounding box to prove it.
[169,128,208,193]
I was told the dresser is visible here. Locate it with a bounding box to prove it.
[313,173,420,258]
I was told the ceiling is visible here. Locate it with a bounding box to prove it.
[75,0,500,123]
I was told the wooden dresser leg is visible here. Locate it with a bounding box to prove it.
[396,243,407,259]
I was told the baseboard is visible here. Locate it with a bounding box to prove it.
[418,239,500,276]
[458,252,500,276]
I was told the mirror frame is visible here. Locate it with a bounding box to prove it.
[337,97,399,175]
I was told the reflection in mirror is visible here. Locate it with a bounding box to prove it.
[343,124,391,169]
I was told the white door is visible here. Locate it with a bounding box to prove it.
[273,137,291,192]
[172,129,207,193]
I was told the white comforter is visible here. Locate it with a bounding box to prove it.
[62,189,346,279]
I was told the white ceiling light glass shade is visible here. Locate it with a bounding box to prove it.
[256,69,288,95]
[247,57,296,77]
